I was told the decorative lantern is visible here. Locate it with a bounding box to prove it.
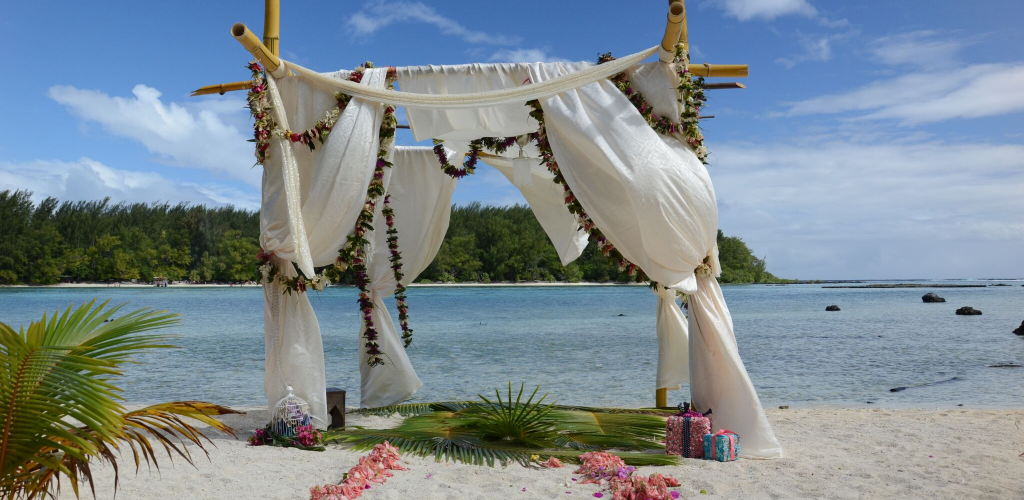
[512,135,533,187]
[271,385,313,437]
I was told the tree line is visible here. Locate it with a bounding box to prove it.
[0,191,785,285]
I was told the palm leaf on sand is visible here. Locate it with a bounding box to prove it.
[0,300,239,499]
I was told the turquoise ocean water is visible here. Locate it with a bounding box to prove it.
[1,282,1021,408]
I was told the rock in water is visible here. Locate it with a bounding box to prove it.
[922,293,946,303]
[826,305,841,311]
[955,306,982,316]
[1014,321,1024,335]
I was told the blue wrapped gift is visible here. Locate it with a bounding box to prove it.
[703,430,740,462]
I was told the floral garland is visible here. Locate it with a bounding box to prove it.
[333,71,399,367]
[597,47,709,164]
[246,62,273,165]
[575,451,681,500]
[309,442,406,500]
[248,423,324,451]
[431,136,517,179]
[526,100,648,284]
[256,249,330,294]
[381,195,413,347]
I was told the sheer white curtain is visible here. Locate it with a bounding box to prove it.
[359,147,457,407]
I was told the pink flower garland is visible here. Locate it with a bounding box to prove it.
[575,452,681,500]
[381,195,413,347]
[431,137,517,179]
[309,441,407,500]
[333,69,398,367]
[597,48,708,164]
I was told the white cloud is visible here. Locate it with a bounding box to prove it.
[348,1,519,45]
[48,84,258,187]
[782,62,1024,124]
[488,48,567,64]
[0,158,259,210]
[707,0,817,21]
[776,33,834,68]
[869,30,970,69]
[711,138,1024,278]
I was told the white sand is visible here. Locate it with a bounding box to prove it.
[60,407,1024,500]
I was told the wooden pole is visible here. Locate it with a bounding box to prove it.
[656,388,668,408]
[263,0,280,56]
[232,23,282,74]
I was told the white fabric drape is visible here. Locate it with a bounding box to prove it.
[654,285,689,391]
[260,68,389,425]
[530,62,718,294]
[689,276,783,458]
[483,156,588,265]
[359,147,457,408]
[262,258,328,427]
[281,47,657,110]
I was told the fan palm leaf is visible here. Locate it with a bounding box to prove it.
[0,300,239,499]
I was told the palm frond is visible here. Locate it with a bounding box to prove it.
[349,400,476,417]
[0,301,237,500]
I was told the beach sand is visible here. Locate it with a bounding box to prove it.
[59,407,1023,500]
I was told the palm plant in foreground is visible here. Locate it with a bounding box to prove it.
[471,382,556,445]
[0,300,239,499]
[335,384,678,467]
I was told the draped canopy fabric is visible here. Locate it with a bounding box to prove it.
[257,52,782,458]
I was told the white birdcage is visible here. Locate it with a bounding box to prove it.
[270,386,313,437]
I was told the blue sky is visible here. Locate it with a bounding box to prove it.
[1,0,1022,279]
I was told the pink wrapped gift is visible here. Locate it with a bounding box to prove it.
[665,404,710,458]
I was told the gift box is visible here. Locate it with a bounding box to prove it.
[703,430,740,462]
[665,404,711,458]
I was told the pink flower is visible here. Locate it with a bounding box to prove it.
[543,457,564,468]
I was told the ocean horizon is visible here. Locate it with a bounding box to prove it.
[1,280,1021,409]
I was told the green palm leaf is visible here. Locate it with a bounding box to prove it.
[0,300,239,499]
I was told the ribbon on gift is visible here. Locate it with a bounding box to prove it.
[710,429,739,461]
[676,402,712,418]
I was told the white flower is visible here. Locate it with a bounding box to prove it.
[259,262,274,282]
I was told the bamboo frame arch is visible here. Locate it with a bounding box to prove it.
[192,0,749,409]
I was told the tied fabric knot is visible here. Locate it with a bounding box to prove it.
[694,255,713,278]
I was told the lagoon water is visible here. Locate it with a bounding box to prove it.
[1,282,1022,409]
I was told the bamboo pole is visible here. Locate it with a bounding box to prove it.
[677,0,689,54]
[263,0,280,56]
[660,2,686,63]
[689,64,748,78]
[656,388,668,408]
[232,23,283,74]
[191,80,252,97]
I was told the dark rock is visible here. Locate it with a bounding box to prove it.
[890,386,907,392]
[955,306,982,316]
[991,283,1011,286]
[825,305,841,311]
[1014,321,1024,335]
[922,293,946,303]
[778,405,789,409]
[617,313,626,317]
